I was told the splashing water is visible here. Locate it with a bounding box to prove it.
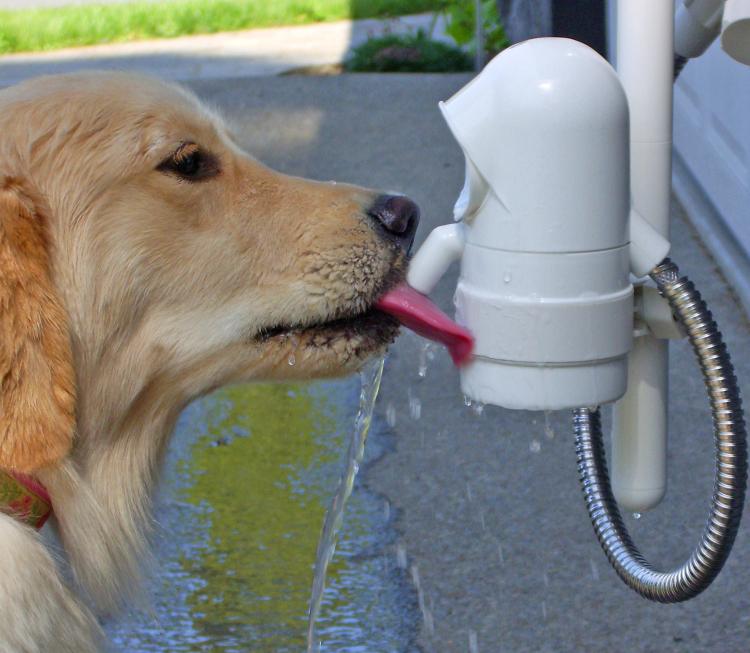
[306,357,385,653]
[529,439,542,454]
[632,512,642,520]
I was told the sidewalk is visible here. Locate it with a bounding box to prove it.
[0,13,448,86]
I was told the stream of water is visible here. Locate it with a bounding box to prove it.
[306,357,386,653]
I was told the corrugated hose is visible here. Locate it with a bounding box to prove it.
[574,258,747,602]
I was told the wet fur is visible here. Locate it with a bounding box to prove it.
[0,72,405,651]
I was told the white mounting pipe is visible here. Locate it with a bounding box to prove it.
[611,0,675,513]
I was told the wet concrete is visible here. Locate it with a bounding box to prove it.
[186,74,750,652]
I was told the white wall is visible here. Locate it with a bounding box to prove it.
[607,0,750,312]
[673,42,750,311]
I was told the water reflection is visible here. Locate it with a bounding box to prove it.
[107,377,418,652]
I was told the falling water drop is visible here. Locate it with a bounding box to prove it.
[417,342,436,379]
[383,500,391,521]
[543,410,555,439]
[469,630,479,653]
[497,543,505,564]
[529,439,542,453]
[503,272,512,284]
[632,512,642,520]
[288,333,300,367]
[409,395,422,420]
[410,563,435,636]
[463,395,472,407]
[589,558,600,581]
[396,543,408,569]
[541,601,548,620]
[386,402,397,428]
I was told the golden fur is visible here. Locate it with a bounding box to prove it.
[0,72,406,651]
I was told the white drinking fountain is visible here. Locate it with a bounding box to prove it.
[404,0,750,603]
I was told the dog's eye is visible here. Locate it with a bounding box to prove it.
[175,151,201,176]
[158,143,218,181]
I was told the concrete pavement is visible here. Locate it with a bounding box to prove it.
[0,13,448,86]
[186,73,750,652]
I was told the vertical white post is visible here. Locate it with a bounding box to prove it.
[611,0,674,512]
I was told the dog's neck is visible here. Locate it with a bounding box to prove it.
[41,334,261,611]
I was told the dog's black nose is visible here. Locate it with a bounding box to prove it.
[367,194,420,252]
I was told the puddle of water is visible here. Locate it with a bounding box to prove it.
[106,372,417,652]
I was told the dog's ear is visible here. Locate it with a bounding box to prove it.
[0,182,75,472]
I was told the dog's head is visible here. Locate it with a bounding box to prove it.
[0,72,418,472]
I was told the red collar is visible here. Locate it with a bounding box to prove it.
[0,470,52,529]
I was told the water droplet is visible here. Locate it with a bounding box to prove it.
[541,601,548,620]
[632,512,642,520]
[396,544,408,569]
[463,395,472,407]
[497,543,505,564]
[529,439,542,453]
[479,510,486,530]
[409,395,421,420]
[589,558,600,581]
[416,342,436,379]
[471,401,485,416]
[544,410,555,439]
[386,402,397,428]
[383,500,391,520]
[469,630,479,653]
[503,272,512,284]
[287,352,295,366]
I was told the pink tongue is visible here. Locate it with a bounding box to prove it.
[375,284,474,366]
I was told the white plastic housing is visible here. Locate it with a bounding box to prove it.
[722,0,750,64]
[409,38,635,411]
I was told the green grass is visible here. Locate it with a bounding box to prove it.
[0,0,443,55]
[346,32,472,72]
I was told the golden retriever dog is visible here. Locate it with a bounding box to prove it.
[0,71,419,651]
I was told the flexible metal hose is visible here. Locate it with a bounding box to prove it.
[574,258,747,602]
